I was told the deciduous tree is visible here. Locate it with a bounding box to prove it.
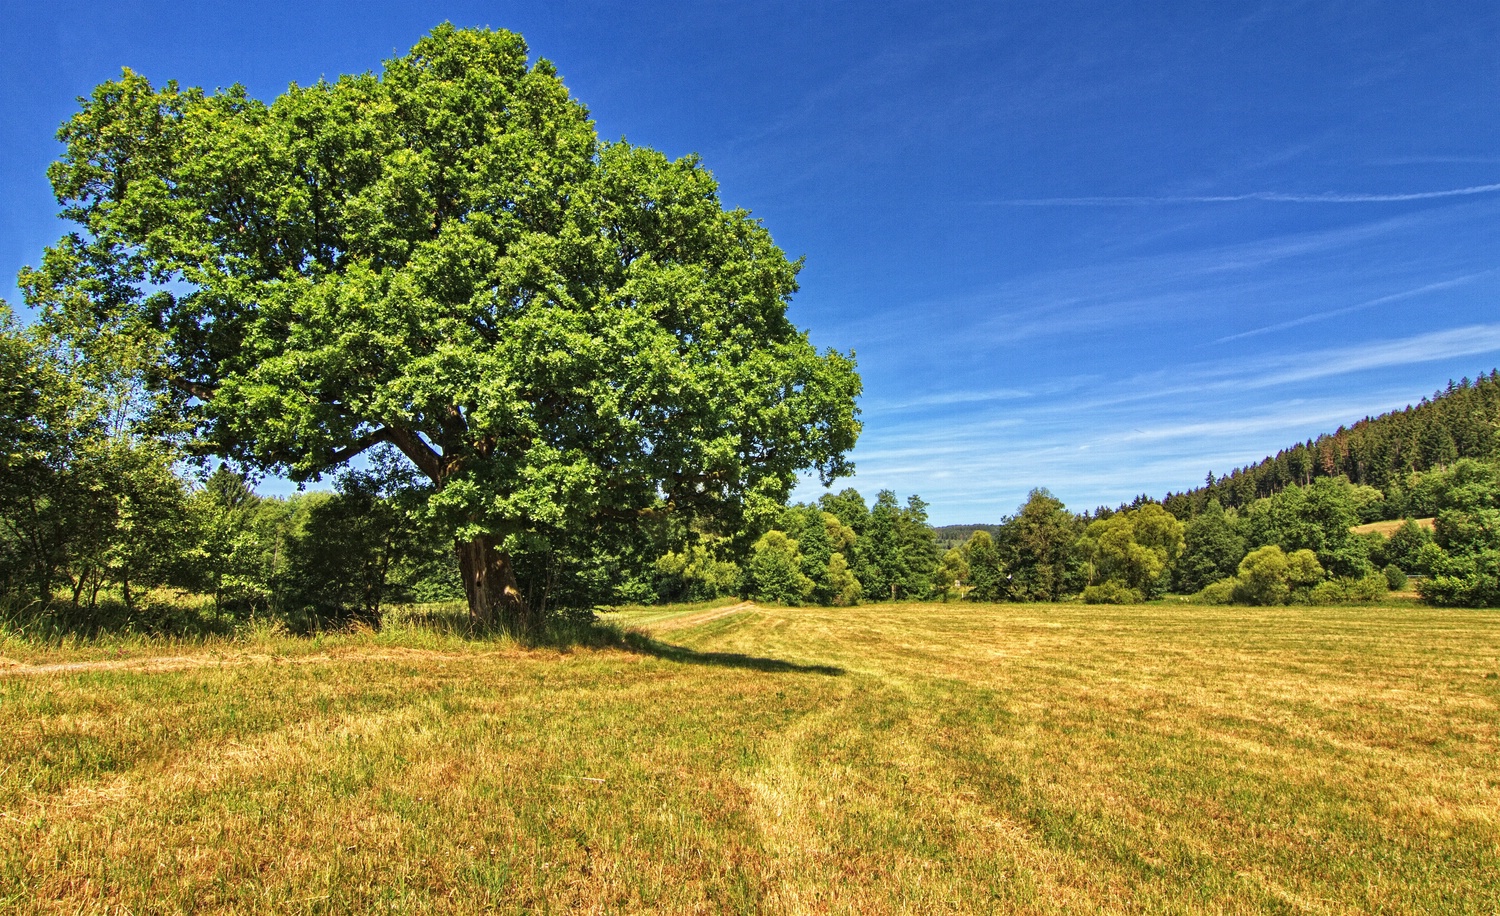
[1173,499,1245,593]
[24,26,861,630]
[1078,503,1183,598]
[963,529,1005,601]
[746,530,814,605]
[1000,489,1080,601]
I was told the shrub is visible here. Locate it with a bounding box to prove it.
[1286,549,1324,591]
[1412,541,1448,577]
[1195,578,1237,605]
[1309,580,1345,605]
[1350,572,1389,602]
[1227,545,1325,605]
[1082,581,1142,604]
[1233,546,1291,605]
[656,541,741,602]
[1418,549,1500,607]
[1309,573,1390,605]
[1384,564,1408,591]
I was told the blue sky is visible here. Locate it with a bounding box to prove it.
[3,2,1497,524]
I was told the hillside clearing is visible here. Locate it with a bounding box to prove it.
[1350,517,1436,536]
[4,602,1498,914]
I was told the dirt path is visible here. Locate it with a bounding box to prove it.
[1,654,217,677]
[0,646,506,680]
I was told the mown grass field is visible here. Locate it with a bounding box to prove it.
[3,600,1498,914]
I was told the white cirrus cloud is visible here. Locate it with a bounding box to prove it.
[999,183,1500,206]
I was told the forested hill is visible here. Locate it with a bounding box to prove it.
[934,525,1005,551]
[1162,370,1500,517]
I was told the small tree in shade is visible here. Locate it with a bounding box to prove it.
[1382,519,1435,574]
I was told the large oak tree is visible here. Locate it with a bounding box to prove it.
[23,25,861,629]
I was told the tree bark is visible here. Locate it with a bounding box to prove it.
[455,533,534,632]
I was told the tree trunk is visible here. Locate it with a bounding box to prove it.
[455,534,534,632]
[34,564,52,612]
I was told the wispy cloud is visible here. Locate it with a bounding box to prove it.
[865,388,1033,412]
[853,209,1452,353]
[1235,324,1500,389]
[1058,324,1500,410]
[1373,155,1500,166]
[999,183,1500,206]
[1214,272,1494,343]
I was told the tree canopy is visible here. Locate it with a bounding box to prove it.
[23,25,861,629]
[1078,503,1184,599]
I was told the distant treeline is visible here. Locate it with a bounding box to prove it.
[924,456,1498,608]
[934,525,1005,552]
[920,371,1500,608]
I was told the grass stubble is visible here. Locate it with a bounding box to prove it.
[1,600,1497,913]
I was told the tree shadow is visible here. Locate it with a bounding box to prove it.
[383,603,634,649]
[0,594,237,643]
[2,600,844,676]
[618,629,844,676]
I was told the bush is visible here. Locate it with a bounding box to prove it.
[1308,580,1344,605]
[1286,549,1324,591]
[1082,581,1142,604]
[1351,572,1390,602]
[1195,578,1237,605]
[1384,564,1408,591]
[1418,549,1500,607]
[1226,545,1325,605]
[1233,546,1291,605]
[1309,573,1390,605]
[1412,541,1448,577]
[1188,545,1337,606]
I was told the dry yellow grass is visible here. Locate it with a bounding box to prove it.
[3,601,1498,913]
[1350,517,1435,536]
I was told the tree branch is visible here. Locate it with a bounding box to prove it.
[324,426,395,466]
[386,427,443,482]
[168,378,217,402]
[594,505,670,521]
